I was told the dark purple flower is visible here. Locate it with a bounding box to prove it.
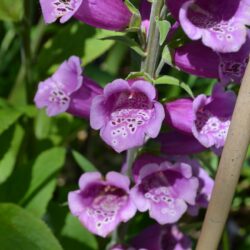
[130,155,199,224]
[163,84,236,150]
[132,224,192,250]
[168,0,250,52]
[34,56,102,118]
[192,84,236,148]
[132,154,214,217]
[90,79,165,153]
[68,172,137,237]
[174,34,250,84]
[159,131,207,155]
[39,0,132,31]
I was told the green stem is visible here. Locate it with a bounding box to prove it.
[107,1,165,248]
[143,0,164,76]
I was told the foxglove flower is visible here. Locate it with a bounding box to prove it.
[132,224,192,250]
[174,34,250,84]
[132,154,213,217]
[68,172,137,237]
[168,0,250,52]
[192,84,236,149]
[90,79,165,153]
[170,156,214,215]
[130,155,199,224]
[34,56,102,118]
[39,0,132,31]
[164,84,236,150]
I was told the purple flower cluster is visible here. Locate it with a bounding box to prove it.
[67,154,213,238]
[33,0,248,248]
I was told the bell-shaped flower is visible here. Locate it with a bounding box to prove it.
[34,56,102,118]
[174,34,250,84]
[168,0,250,52]
[90,79,165,153]
[130,155,199,224]
[39,0,132,31]
[163,84,236,150]
[192,84,236,149]
[68,171,137,238]
[131,154,213,218]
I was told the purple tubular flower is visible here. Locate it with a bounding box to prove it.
[174,34,250,84]
[39,0,132,31]
[68,172,137,238]
[130,156,199,224]
[132,224,192,250]
[192,84,236,148]
[163,84,236,150]
[34,56,102,118]
[164,98,194,134]
[168,0,250,52]
[90,79,165,153]
[159,131,207,155]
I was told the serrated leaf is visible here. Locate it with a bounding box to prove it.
[0,203,63,250]
[155,75,194,98]
[0,0,23,22]
[21,147,66,217]
[72,150,97,172]
[156,19,171,45]
[101,35,146,57]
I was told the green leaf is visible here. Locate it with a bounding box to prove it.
[61,213,98,250]
[21,147,66,217]
[0,203,63,250]
[72,150,97,172]
[0,0,23,22]
[101,35,146,57]
[0,124,24,184]
[155,75,194,98]
[162,45,173,66]
[124,0,141,30]
[156,19,171,46]
[37,23,120,74]
[0,108,22,135]
[126,71,155,83]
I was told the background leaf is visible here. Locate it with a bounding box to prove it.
[0,203,63,250]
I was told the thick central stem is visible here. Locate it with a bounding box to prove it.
[143,0,164,76]
[125,0,164,179]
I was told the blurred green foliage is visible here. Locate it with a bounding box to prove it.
[0,1,249,250]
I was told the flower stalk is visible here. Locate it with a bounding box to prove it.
[143,0,165,76]
[196,61,250,250]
